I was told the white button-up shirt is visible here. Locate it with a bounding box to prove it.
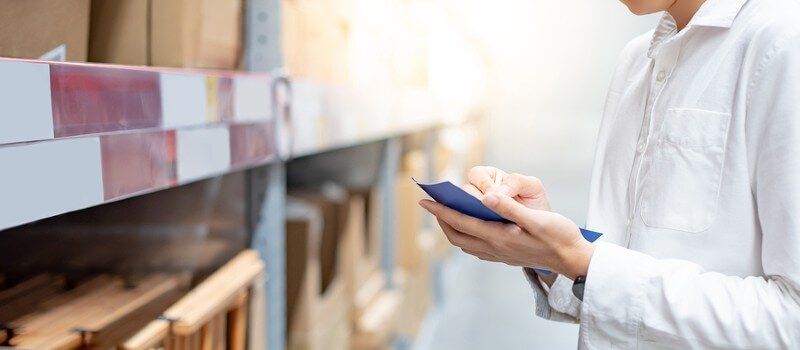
[525,0,800,348]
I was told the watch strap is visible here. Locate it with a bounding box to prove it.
[572,275,587,301]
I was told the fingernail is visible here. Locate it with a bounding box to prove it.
[498,185,512,196]
[419,200,430,209]
[483,194,499,206]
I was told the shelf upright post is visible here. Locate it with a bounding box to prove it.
[245,0,282,71]
[245,0,285,348]
[379,137,403,289]
[250,162,285,350]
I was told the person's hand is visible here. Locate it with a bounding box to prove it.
[463,166,550,211]
[419,191,594,280]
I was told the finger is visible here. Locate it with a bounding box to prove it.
[461,184,484,199]
[496,173,545,199]
[420,199,501,241]
[482,193,544,228]
[437,219,492,252]
[468,166,505,193]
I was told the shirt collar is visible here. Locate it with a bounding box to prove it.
[689,0,749,28]
[648,0,749,58]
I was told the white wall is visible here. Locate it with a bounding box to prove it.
[441,0,657,222]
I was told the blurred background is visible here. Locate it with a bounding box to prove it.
[415,2,657,349]
[0,0,655,349]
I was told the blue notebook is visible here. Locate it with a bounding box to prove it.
[415,179,602,273]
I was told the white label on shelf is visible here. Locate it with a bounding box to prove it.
[39,44,67,62]
[233,76,271,122]
[0,137,103,230]
[160,73,208,129]
[176,126,231,183]
[0,60,54,145]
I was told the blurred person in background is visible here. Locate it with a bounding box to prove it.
[420,0,800,348]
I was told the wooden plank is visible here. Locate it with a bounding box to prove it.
[201,323,213,350]
[10,274,185,349]
[119,319,169,350]
[164,250,263,335]
[226,291,248,350]
[247,273,268,350]
[8,275,119,348]
[0,275,65,324]
[87,274,188,348]
[214,313,226,350]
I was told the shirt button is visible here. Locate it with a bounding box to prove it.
[626,218,632,227]
[656,70,667,82]
[636,142,646,153]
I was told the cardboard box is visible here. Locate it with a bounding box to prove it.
[0,0,90,61]
[89,0,243,69]
[395,150,428,270]
[286,197,352,350]
[282,0,351,83]
[89,0,148,65]
[151,0,243,69]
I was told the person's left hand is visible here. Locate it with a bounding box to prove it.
[419,191,595,279]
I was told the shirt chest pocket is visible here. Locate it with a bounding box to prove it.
[640,108,731,233]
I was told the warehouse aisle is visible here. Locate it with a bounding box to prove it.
[420,251,579,349]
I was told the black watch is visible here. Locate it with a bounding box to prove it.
[572,275,587,301]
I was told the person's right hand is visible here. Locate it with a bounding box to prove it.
[463,166,551,211]
[461,166,558,286]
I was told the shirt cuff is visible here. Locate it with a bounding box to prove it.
[523,267,579,323]
[523,267,553,319]
[548,274,582,317]
[580,242,654,347]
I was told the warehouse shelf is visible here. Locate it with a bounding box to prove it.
[1,58,452,350]
[0,58,280,231]
[0,58,449,233]
[0,58,273,146]
[290,79,442,157]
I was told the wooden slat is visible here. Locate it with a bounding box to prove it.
[163,250,263,335]
[201,323,213,350]
[9,274,185,349]
[226,291,248,350]
[119,319,169,350]
[0,275,65,324]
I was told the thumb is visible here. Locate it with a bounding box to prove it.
[482,193,537,225]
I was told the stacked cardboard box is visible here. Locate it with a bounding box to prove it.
[393,150,437,339]
[89,0,243,69]
[0,0,91,61]
[342,193,401,350]
[282,0,353,84]
[281,0,429,87]
[286,197,352,350]
[286,187,402,350]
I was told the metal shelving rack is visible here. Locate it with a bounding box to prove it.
[0,1,451,349]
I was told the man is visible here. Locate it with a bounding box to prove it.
[420,0,800,347]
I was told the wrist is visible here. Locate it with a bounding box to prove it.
[558,239,595,280]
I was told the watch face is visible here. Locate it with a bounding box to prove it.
[572,276,586,301]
